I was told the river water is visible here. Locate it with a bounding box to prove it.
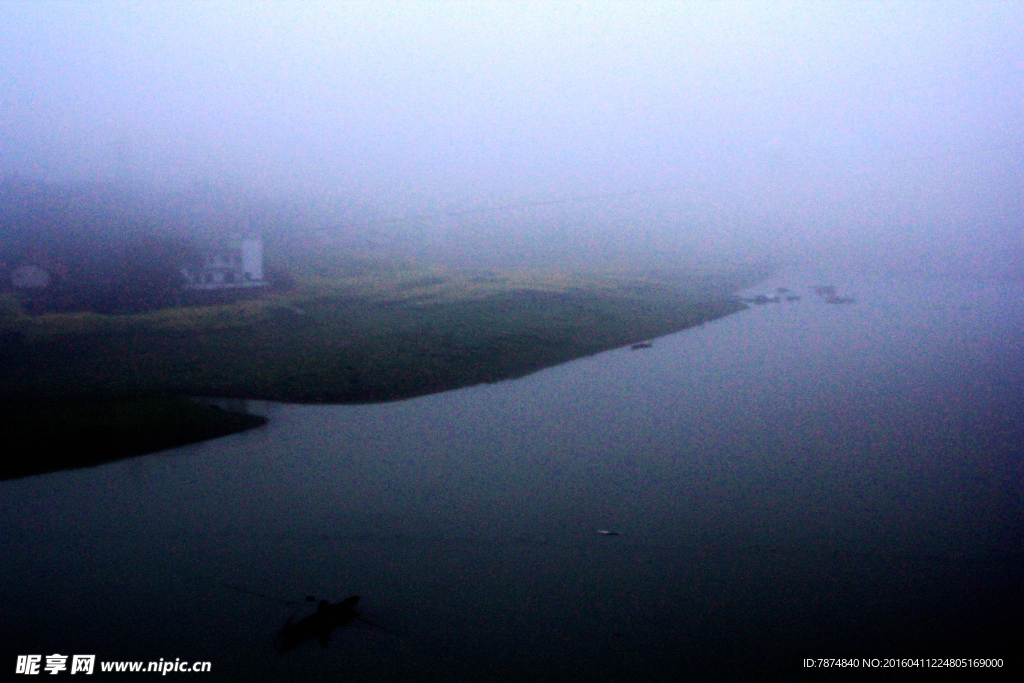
[2,270,1022,680]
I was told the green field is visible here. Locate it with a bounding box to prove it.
[0,264,764,478]
[1,266,760,402]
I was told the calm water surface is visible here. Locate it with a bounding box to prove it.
[3,271,1022,680]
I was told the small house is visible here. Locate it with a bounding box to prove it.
[181,236,265,290]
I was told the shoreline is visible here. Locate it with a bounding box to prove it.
[1,269,762,479]
[1,396,267,481]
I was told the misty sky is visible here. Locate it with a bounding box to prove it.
[2,2,1023,271]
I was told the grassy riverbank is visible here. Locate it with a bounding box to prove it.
[1,266,760,403]
[0,263,765,478]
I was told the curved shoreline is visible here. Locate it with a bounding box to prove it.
[1,271,763,479]
[0,397,267,481]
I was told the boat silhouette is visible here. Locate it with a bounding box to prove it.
[278,596,362,653]
[276,595,399,653]
[221,583,396,653]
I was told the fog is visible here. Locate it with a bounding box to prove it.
[2,1,1023,273]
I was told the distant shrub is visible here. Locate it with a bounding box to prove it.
[0,293,24,319]
[264,264,295,292]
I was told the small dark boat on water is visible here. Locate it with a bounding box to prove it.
[742,288,799,305]
[812,285,855,304]
[631,342,653,350]
[278,596,362,653]
[277,595,397,653]
[222,583,396,653]
[745,294,781,305]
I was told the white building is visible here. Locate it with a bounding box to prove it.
[181,236,265,290]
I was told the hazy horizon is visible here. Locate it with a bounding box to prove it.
[2,2,1022,274]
